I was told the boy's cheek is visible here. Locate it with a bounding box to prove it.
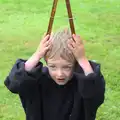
[63,71,73,80]
[48,71,56,79]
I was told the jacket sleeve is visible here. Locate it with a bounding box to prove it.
[75,61,105,120]
[4,59,43,94]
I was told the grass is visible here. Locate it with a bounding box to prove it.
[0,0,120,119]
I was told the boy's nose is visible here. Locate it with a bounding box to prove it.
[57,69,64,77]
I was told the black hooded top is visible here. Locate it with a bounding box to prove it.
[4,59,105,120]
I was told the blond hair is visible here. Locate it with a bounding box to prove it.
[45,28,75,63]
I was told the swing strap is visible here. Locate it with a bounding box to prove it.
[47,0,75,35]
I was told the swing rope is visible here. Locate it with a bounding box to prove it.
[47,0,76,35]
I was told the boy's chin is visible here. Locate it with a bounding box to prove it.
[55,79,69,86]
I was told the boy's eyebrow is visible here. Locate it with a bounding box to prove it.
[47,63,55,65]
[64,63,73,66]
[63,64,73,66]
[47,63,56,66]
[48,63,73,66]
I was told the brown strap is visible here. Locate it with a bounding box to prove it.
[47,0,75,35]
[47,0,58,35]
[65,0,75,34]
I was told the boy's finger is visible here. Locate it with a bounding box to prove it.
[68,43,74,51]
[72,34,77,42]
[72,34,81,43]
[68,39,76,47]
[44,40,51,46]
[45,43,52,51]
[44,41,49,46]
[71,41,75,48]
[48,43,52,50]
[43,35,50,43]
[50,32,54,40]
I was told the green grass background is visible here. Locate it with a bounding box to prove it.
[0,0,120,119]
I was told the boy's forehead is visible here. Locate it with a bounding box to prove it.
[47,57,74,65]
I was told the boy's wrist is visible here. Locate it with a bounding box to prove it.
[34,51,43,60]
[25,52,42,72]
[78,57,94,76]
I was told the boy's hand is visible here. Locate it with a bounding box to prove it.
[35,34,52,58]
[68,34,94,75]
[25,34,52,71]
[68,34,86,62]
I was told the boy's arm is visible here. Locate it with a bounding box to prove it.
[4,34,52,94]
[78,58,94,76]
[75,60,105,119]
[4,58,43,94]
[68,34,105,119]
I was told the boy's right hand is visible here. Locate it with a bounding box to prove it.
[25,34,52,71]
[35,34,52,58]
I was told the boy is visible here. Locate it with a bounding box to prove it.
[4,29,105,120]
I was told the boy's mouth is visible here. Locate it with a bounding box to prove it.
[57,78,65,81]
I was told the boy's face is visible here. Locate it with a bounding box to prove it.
[47,57,74,85]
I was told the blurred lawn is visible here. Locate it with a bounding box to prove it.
[0,0,120,120]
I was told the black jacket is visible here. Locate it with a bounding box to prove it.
[4,59,105,120]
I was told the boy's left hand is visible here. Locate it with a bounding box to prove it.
[68,34,94,75]
[68,34,86,63]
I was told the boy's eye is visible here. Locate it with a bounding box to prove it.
[49,66,56,69]
[63,66,72,69]
[50,66,55,68]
